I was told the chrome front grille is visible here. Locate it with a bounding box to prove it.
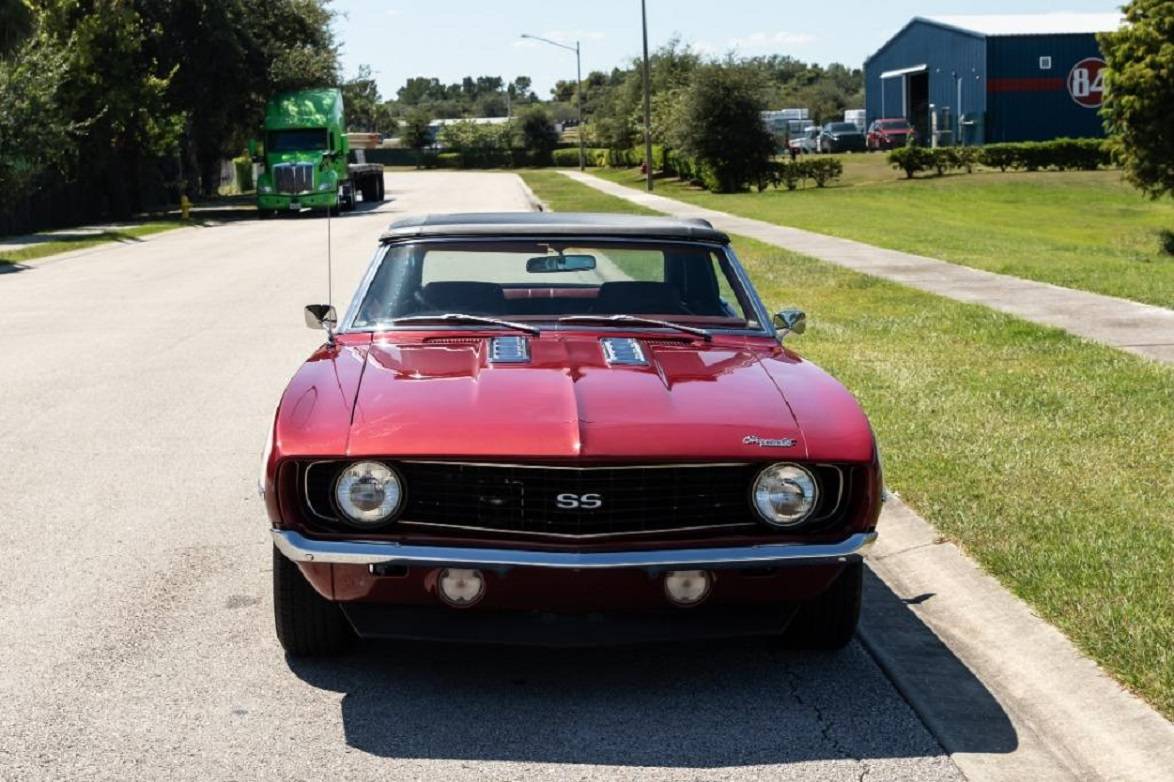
[273,163,314,194]
[302,461,853,540]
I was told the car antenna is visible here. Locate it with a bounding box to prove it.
[325,202,336,346]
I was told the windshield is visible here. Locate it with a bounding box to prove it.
[267,129,328,152]
[878,120,910,130]
[828,123,858,132]
[351,240,760,331]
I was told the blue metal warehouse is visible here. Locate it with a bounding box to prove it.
[864,13,1121,145]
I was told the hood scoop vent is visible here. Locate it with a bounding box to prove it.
[601,337,648,366]
[489,335,530,363]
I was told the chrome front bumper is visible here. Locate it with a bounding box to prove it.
[271,529,877,571]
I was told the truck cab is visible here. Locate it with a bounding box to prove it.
[253,88,384,217]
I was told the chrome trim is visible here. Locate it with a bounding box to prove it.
[397,519,758,539]
[398,460,753,470]
[489,335,530,363]
[272,529,877,570]
[601,337,648,366]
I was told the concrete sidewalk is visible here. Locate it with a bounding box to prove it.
[864,500,1174,781]
[560,171,1174,364]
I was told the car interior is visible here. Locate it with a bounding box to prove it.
[353,243,752,324]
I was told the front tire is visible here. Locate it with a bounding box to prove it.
[782,561,862,650]
[273,545,353,656]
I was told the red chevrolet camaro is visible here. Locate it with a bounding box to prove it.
[261,212,882,655]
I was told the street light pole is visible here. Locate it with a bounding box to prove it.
[641,0,654,191]
[520,33,586,171]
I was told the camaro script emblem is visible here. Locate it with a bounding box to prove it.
[743,435,797,448]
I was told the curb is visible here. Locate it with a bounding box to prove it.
[517,178,548,212]
[862,499,1174,781]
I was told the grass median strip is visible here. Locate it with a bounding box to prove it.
[0,221,189,267]
[591,160,1174,310]
[521,169,1174,719]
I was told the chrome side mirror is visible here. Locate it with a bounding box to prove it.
[304,304,337,331]
[305,304,338,346]
[773,308,807,339]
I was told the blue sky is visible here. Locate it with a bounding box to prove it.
[332,0,1120,100]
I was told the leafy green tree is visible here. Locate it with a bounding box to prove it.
[0,0,33,55]
[136,0,339,195]
[511,76,533,102]
[0,30,78,207]
[342,64,397,134]
[1099,0,1174,198]
[670,63,775,192]
[402,108,433,155]
[517,106,558,164]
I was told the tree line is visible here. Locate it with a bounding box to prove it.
[0,0,339,233]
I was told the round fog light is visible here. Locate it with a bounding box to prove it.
[437,568,485,608]
[664,570,712,607]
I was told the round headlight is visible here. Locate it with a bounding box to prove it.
[334,461,403,526]
[752,463,819,527]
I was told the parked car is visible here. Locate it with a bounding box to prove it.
[818,122,867,153]
[788,126,821,155]
[263,212,882,655]
[867,118,915,151]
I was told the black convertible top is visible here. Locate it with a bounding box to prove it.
[379,212,730,244]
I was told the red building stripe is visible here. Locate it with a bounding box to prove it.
[987,77,1065,93]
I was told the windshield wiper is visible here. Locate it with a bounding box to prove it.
[557,315,712,341]
[386,313,541,335]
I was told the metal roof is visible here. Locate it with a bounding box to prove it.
[379,212,730,244]
[922,13,1122,37]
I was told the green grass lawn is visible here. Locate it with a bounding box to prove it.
[521,169,1174,720]
[591,157,1174,309]
[0,221,189,266]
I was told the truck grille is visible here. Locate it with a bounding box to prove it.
[273,163,314,194]
[303,461,850,539]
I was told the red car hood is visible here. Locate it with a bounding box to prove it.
[345,335,811,460]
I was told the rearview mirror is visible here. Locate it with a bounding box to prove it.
[526,254,597,273]
[773,308,807,339]
[304,304,337,331]
[248,139,263,163]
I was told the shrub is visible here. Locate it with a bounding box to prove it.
[955,146,980,173]
[435,152,461,168]
[758,158,844,191]
[977,139,1109,172]
[980,144,1019,171]
[551,148,582,167]
[807,157,843,187]
[1160,229,1174,256]
[888,146,934,178]
[670,63,775,192]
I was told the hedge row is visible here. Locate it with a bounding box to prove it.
[422,149,540,168]
[888,138,1110,179]
[551,145,667,169]
[758,158,844,191]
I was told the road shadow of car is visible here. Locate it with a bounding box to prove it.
[287,567,1017,767]
[0,260,30,274]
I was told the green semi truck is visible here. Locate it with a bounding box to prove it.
[251,88,384,217]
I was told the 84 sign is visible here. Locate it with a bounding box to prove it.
[1067,57,1107,108]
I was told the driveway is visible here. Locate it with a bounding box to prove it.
[0,172,969,780]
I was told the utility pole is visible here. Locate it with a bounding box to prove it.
[641,0,654,191]
[520,34,587,171]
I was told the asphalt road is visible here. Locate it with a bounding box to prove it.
[0,172,962,781]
